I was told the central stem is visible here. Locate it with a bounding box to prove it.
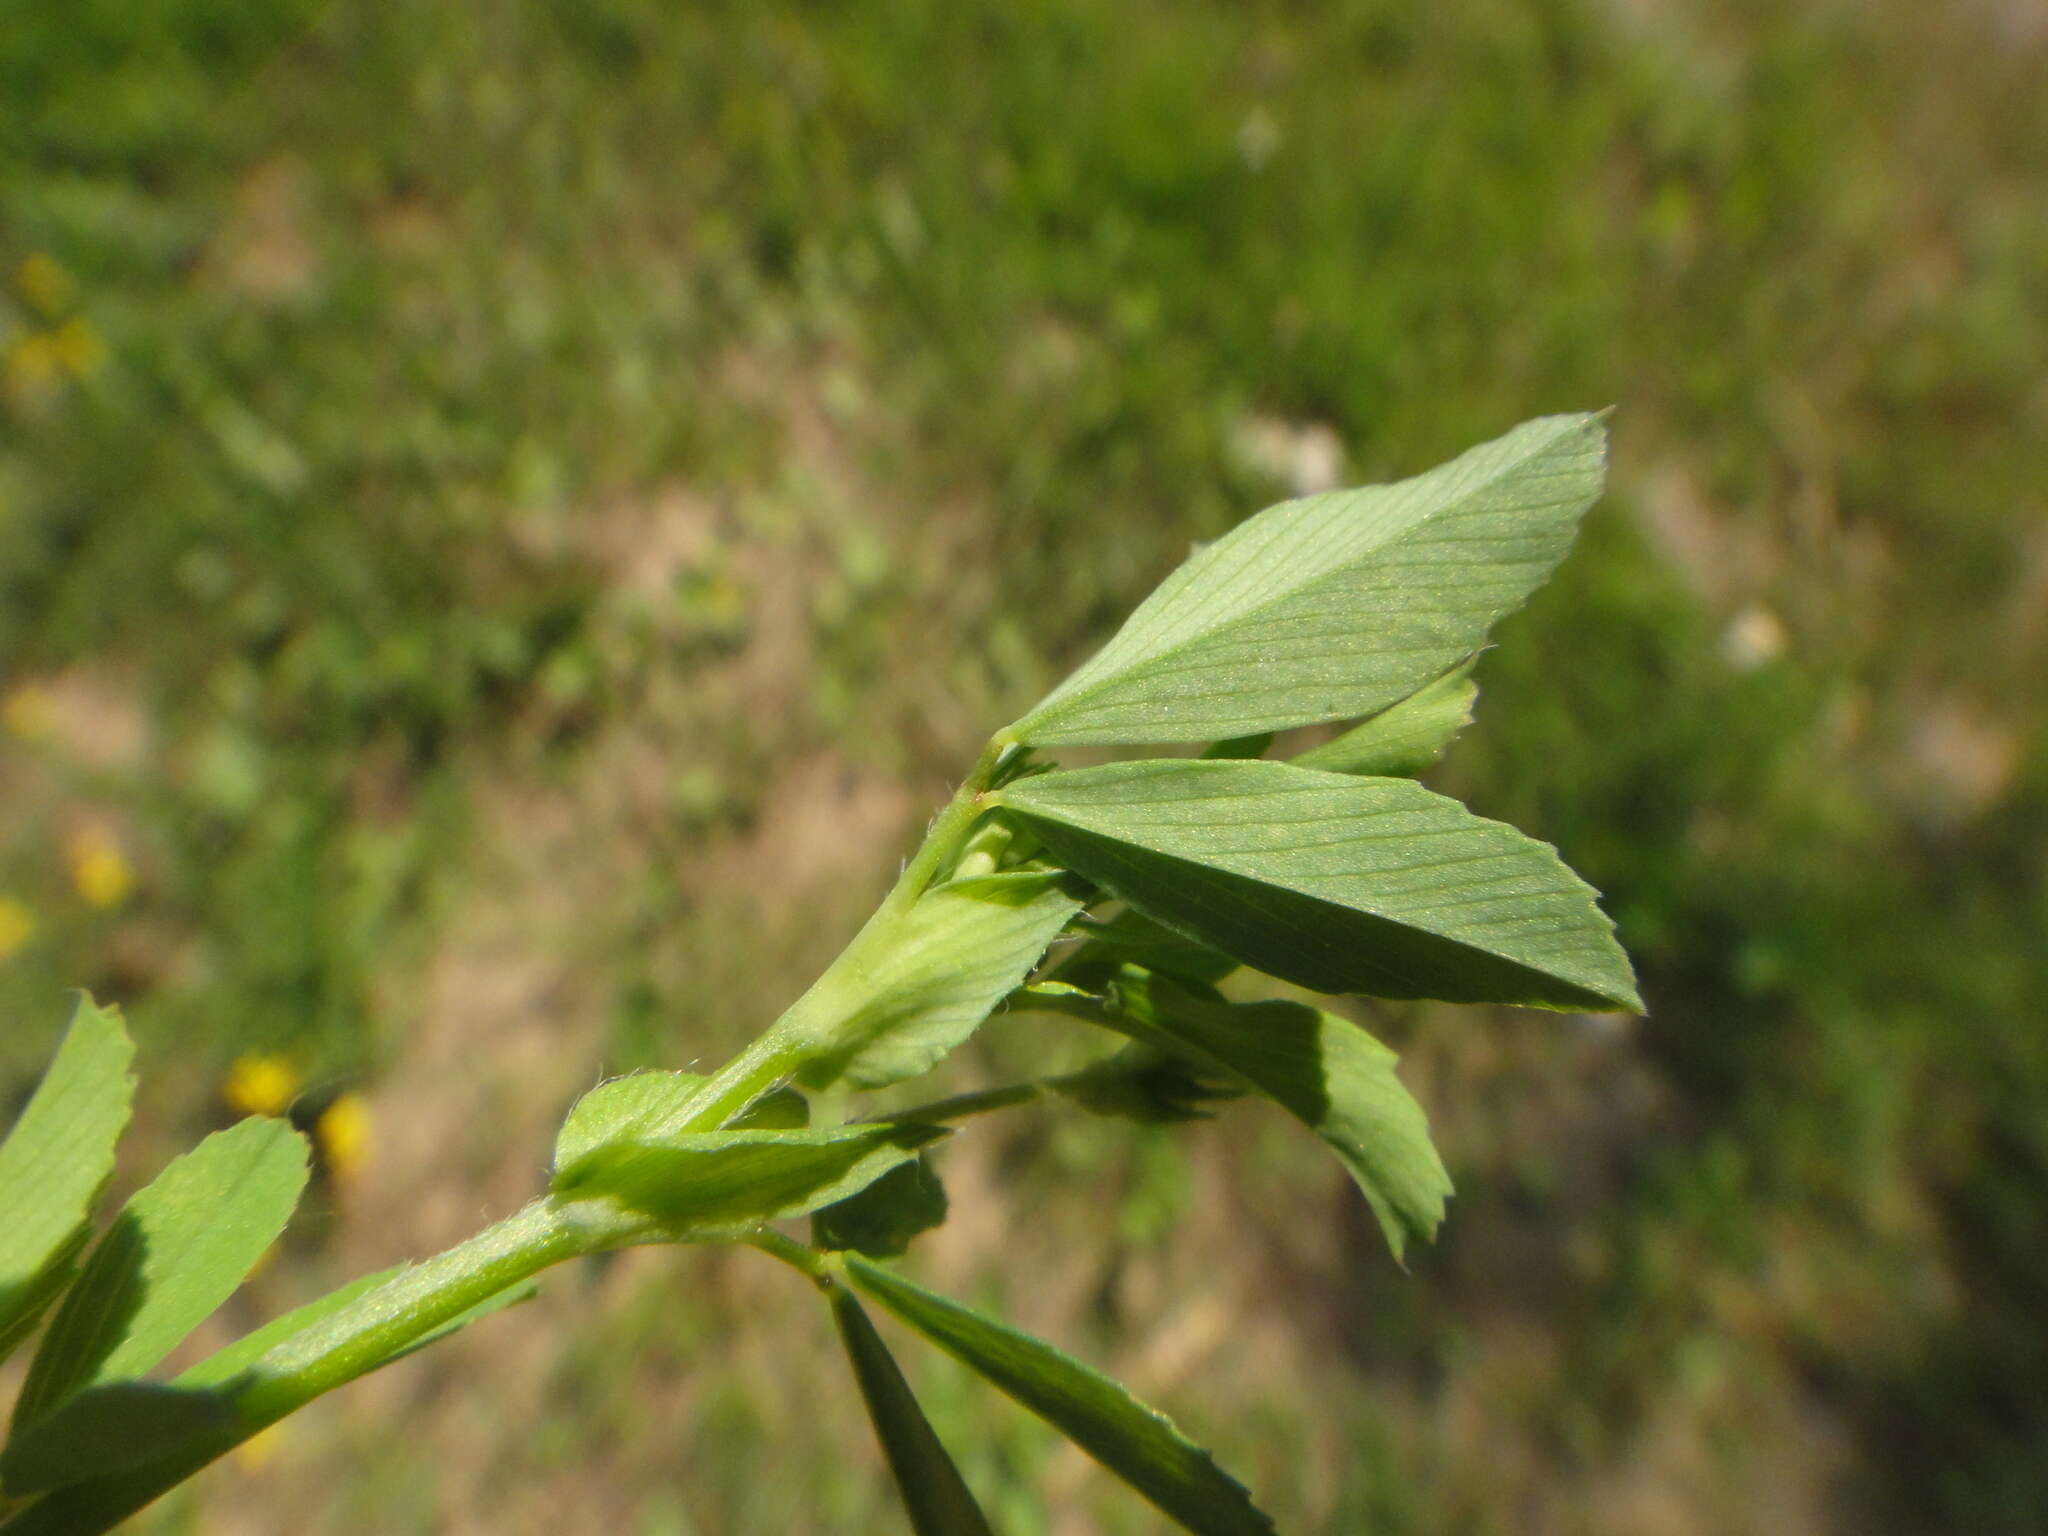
[660,736,1011,1135]
[1,738,1026,1536]
[2,1199,632,1536]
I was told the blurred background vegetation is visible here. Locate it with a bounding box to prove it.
[2,1,2043,1531]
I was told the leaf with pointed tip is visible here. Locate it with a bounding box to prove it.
[844,1255,1276,1536]
[829,1287,994,1536]
[813,1158,948,1259]
[1295,659,1477,777]
[796,870,1084,1092]
[0,998,135,1366]
[1006,414,1606,746]
[551,1123,948,1235]
[998,759,1640,1011]
[12,1117,309,1432]
[1109,969,1450,1260]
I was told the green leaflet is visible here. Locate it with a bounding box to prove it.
[844,1255,1275,1536]
[551,1123,948,1235]
[1109,969,1450,1260]
[1005,414,1606,746]
[11,1117,309,1434]
[0,998,135,1366]
[552,1071,808,1174]
[828,1288,994,1536]
[794,869,1084,1092]
[1294,659,1478,778]
[997,759,1640,1012]
[812,1158,949,1259]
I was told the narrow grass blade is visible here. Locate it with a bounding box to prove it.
[844,1255,1275,1536]
[829,1287,994,1536]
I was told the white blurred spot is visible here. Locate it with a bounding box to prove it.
[1232,415,1347,496]
[1720,605,1788,670]
[1237,107,1281,172]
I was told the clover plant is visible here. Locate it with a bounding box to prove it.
[0,413,1636,1534]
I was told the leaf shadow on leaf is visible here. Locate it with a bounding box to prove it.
[0,1225,91,1370]
[11,1210,152,1434]
[0,1379,235,1498]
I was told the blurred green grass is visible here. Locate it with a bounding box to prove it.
[2,1,2044,1531]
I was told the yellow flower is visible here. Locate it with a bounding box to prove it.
[316,1092,373,1183]
[0,895,33,960]
[69,829,133,909]
[3,683,55,740]
[16,254,73,315]
[5,331,63,393]
[52,317,105,379]
[222,1053,302,1119]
